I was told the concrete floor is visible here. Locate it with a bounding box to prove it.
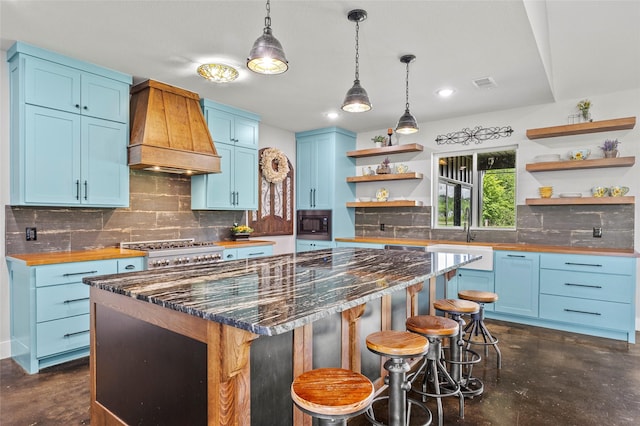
[1,320,639,425]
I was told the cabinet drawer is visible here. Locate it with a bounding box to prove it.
[236,246,273,259]
[539,294,631,331]
[35,260,117,287]
[36,314,90,358]
[540,269,633,303]
[540,253,634,275]
[117,257,145,273]
[36,283,90,322]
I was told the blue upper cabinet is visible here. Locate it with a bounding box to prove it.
[8,42,132,207]
[192,99,260,210]
[295,127,356,239]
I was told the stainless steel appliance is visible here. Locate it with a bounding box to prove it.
[121,238,224,269]
[296,210,331,240]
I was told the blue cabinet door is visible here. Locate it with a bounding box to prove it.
[234,146,258,210]
[311,133,334,209]
[81,117,129,206]
[24,105,81,205]
[494,251,540,318]
[456,269,495,312]
[81,73,129,123]
[296,240,335,252]
[205,108,234,145]
[24,56,81,113]
[296,136,317,209]
[234,116,259,148]
[200,142,234,208]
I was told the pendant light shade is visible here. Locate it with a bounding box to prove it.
[247,0,288,75]
[342,9,371,113]
[396,54,418,134]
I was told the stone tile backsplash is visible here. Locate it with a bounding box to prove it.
[355,205,634,249]
[5,170,244,255]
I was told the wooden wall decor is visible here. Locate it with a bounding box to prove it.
[249,148,294,236]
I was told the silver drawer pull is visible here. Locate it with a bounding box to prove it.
[507,254,525,258]
[564,283,602,289]
[63,297,90,304]
[564,262,602,267]
[248,252,264,256]
[564,308,601,316]
[62,270,98,277]
[124,264,136,270]
[64,330,90,338]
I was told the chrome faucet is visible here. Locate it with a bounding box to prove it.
[464,207,476,243]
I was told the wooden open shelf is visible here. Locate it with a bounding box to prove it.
[347,200,424,208]
[346,172,423,183]
[526,117,636,140]
[525,196,634,206]
[526,156,635,172]
[347,143,424,158]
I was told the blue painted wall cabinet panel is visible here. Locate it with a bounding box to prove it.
[494,251,540,318]
[8,42,132,207]
[192,100,260,210]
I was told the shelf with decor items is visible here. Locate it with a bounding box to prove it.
[346,200,423,208]
[346,172,423,182]
[525,196,634,206]
[526,156,635,172]
[347,143,424,158]
[525,116,636,140]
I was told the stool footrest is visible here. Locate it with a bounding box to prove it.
[365,396,433,426]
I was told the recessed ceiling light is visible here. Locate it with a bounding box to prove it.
[197,63,239,83]
[326,111,339,120]
[436,88,455,97]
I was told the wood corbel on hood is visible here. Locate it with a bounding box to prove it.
[128,79,221,174]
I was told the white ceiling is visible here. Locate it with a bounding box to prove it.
[2,0,639,134]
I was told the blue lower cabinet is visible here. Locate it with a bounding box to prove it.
[494,251,540,318]
[334,242,385,249]
[296,240,336,253]
[223,246,273,261]
[7,256,144,374]
[455,269,495,312]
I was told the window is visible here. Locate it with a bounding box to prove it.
[434,148,516,229]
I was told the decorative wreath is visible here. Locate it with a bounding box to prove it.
[260,147,290,184]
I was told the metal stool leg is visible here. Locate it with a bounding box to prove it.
[464,303,502,369]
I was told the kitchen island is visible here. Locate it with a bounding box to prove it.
[84,248,478,426]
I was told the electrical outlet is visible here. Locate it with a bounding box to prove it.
[380,223,385,231]
[26,227,37,241]
[593,227,602,238]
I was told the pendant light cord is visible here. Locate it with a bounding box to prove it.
[405,60,411,110]
[264,0,271,29]
[354,20,360,81]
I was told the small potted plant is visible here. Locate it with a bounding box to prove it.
[230,223,254,240]
[577,99,592,122]
[372,135,386,148]
[600,139,620,158]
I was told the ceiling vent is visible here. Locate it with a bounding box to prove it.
[472,76,498,89]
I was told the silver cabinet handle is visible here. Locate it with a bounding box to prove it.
[124,264,136,270]
[76,180,80,200]
[64,330,90,338]
[564,308,601,316]
[565,262,602,267]
[564,283,602,289]
[64,297,90,304]
[84,180,88,200]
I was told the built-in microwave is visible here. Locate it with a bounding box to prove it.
[297,210,331,240]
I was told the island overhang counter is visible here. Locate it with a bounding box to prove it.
[84,247,478,426]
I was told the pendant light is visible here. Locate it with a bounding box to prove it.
[247,0,288,75]
[395,54,419,134]
[341,9,371,113]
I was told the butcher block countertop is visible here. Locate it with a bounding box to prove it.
[335,237,639,257]
[6,240,276,266]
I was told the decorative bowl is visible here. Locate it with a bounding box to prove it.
[569,149,591,161]
[609,186,629,197]
[591,186,608,197]
[538,186,553,198]
[358,197,372,202]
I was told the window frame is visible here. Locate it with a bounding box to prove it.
[432,145,518,230]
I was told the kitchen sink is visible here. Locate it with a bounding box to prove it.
[426,244,494,271]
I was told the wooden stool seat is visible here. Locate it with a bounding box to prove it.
[406,315,459,337]
[433,298,479,314]
[366,330,429,358]
[458,290,498,304]
[291,368,374,418]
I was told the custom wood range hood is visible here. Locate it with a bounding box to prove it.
[128,79,221,174]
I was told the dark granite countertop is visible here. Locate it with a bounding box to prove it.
[83,248,478,336]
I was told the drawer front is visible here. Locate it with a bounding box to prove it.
[35,260,117,287]
[36,283,90,322]
[540,253,634,275]
[117,257,145,273]
[540,269,633,303]
[236,246,273,259]
[539,294,631,330]
[36,314,90,358]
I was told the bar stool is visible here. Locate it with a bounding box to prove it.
[432,299,483,398]
[406,315,464,426]
[291,368,374,425]
[458,290,502,369]
[365,330,432,426]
